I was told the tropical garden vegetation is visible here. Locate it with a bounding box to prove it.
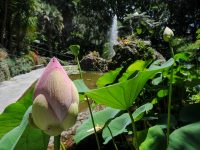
[0,0,200,150]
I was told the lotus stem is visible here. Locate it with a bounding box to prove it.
[61,141,66,150]
[128,109,139,150]
[77,56,100,149]
[76,57,83,79]
[107,125,119,150]
[86,96,101,150]
[167,42,174,145]
[54,135,61,150]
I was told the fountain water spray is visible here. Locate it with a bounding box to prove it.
[108,14,118,59]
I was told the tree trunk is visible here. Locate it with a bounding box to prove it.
[0,0,9,46]
[6,15,13,55]
[47,31,53,57]
[46,23,53,57]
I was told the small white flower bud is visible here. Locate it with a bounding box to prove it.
[163,27,174,42]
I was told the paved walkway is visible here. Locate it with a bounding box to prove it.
[0,68,44,113]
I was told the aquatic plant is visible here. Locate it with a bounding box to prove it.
[32,57,79,136]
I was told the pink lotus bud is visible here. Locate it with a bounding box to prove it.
[31,57,79,136]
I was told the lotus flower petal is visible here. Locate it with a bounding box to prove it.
[61,102,79,130]
[32,57,79,135]
[32,94,61,133]
[34,57,77,121]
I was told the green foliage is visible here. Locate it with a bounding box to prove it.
[0,61,11,81]
[118,60,149,82]
[150,52,200,106]
[102,113,130,144]
[170,52,200,88]
[176,40,200,54]
[124,11,167,37]
[0,84,34,138]
[174,52,190,61]
[168,121,200,150]
[86,58,174,109]
[140,125,166,150]
[157,89,168,98]
[0,56,34,79]
[102,103,153,144]
[196,28,200,40]
[171,37,200,71]
[14,125,49,150]
[73,79,90,102]
[69,45,80,57]
[0,83,50,150]
[35,2,64,55]
[74,107,120,144]
[73,79,90,93]
[0,0,200,149]
[96,68,122,88]
[0,107,32,149]
[75,103,153,144]
[132,103,153,121]
[122,106,200,150]
[0,107,50,150]
[190,93,200,103]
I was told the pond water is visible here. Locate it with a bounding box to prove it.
[69,71,103,89]
[69,71,103,112]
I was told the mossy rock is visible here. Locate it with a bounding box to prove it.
[80,51,108,72]
[109,37,165,70]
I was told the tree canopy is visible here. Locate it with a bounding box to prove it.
[0,0,199,58]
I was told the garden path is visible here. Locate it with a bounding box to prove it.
[0,68,44,113]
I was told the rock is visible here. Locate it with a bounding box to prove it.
[80,51,108,72]
[108,37,165,70]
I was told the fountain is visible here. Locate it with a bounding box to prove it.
[108,14,118,59]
